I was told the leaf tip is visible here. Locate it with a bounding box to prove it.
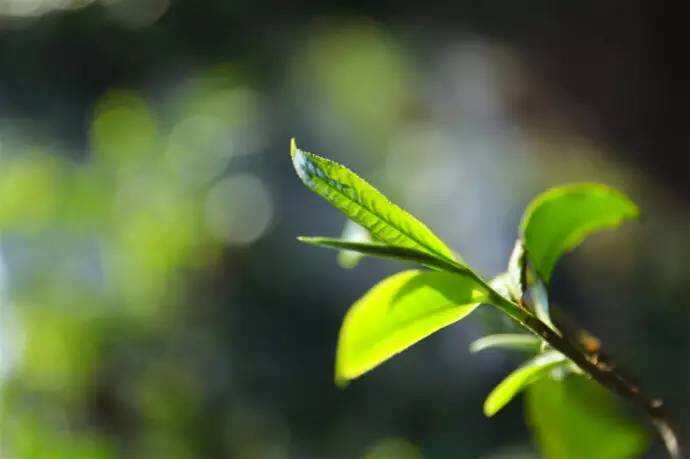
[334,360,353,388]
[289,138,313,187]
[334,374,350,389]
[290,137,298,158]
[469,338,486,354]
[483,398,497,417]
[296,236,325,248]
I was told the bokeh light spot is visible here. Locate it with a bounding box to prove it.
[363,438,423,459]
[165,115,234,186]
[204,174,273,245]
[90,89,157,169]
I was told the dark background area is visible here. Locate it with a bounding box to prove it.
[1,2,688,192]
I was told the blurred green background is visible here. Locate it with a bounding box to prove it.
[0,1,688,458]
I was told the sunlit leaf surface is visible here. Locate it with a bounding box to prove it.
[520,183,639,282]
[484,351,566,417]
[291,139,458,264]
[336,270,488,384]
[526,375,649,459]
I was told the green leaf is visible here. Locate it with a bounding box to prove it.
[337,220,371,268]
[526,375,649,459]
[484,351,567,417]
[291,139,458,264]
[520,183,639,282]
[335,270,488,384]
[469,334,541,354]
[297,237,470,276]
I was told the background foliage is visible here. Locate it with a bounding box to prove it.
[1,1,688,458]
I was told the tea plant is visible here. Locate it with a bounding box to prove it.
[289,139,685,459]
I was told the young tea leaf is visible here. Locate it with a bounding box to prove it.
[484,351,567,417]
[524,280,559,333]
[520,183,639,282]
[291,139,458,264]
[488,273,513,301]
[526,375,649,459]
[335,270,488,384]
[507,239,526,301]
[297,237,471,276]
[469,334,541,354]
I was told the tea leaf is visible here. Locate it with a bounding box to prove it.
[484,351,567,417]
[526,375,649,459]
[506,239,527,301]
[520,183,639,282]
[336,270,488,384]
[524,280,558,333]
[291,139,458,264]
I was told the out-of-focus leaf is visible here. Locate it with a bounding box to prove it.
[4,411,115,459]
[362,437,422,459]
[526,375,649,459]
[298,237,471,276]
[0,155,63,230]
[469,334,541,354]
[336,270,488,384]
[90,89,157,167]
[337,220,372,268]
[484,351,567,417]
[291,139,458,264]
[520,183,639,282]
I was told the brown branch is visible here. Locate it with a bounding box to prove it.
[491,293,687,459]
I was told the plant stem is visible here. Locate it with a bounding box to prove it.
[489,292,686,459]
